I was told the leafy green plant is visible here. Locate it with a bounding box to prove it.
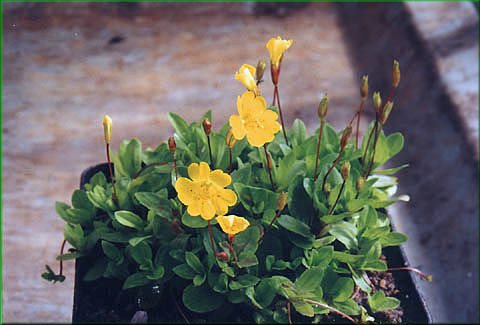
[44,36,430,323]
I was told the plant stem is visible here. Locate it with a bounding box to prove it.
[207,134,214,169]
[268,210,282,228]
[171,287,190,324]
[313,120,325,182]
[207,220,216,255]
[275,86,289,146]
[303,299,355,323]
[133,161,170,179]
[263,144,275,191]
[173,152,178,179]
[355,99,365,149]
[228,235,239,264]
[106,143,118,204]
[228,147,233,174]
[365,123,383,177]
[387,267,432,281]
[361,117,378,167]
[287,301,293,325]
[328,179,346,215]
[271,85,277,107]
[58,239,67,277]
[322,150,343,193]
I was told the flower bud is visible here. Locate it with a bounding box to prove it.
[340,161,351,180]
[380,101,394,125]
[226,129,236,149]
[168,136,176,153]
[203,118,212,136]
[373,92,382,114]
[317,94,329,120]
[103,115,112,144]
[392,59,400,88]
[256,59,267,82]
[277,192,288,211]
[216,251,229,262]
[360,75,369,98]
[340,125,352,149]
[356,176,365,192]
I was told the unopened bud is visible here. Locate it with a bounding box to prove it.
[340,125,352,149]
[356,176,365,192]
[380,101,394,124]
[226,129,236,149]
[216,252,229,262]
[373,92,382,114]
[256,59,267,82]
[168,136,176,153]
[203,118,212,136]
[277,192,288,211]
[392,59,400,88]
[340,161,351,180]
[103,115,112,144]
[317,94,329,120]
[360,75,369,98]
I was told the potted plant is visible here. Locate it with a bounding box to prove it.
[43,36,431,323]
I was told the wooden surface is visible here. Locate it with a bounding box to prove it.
[3,3,360,322]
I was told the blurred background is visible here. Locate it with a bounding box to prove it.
[2,2,478,323]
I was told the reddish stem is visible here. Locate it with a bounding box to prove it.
[207,134,214,169]
[275,86,289,146]
[387,267,432,281]
[173,153,178,179]
[106,143,118,203]
[228,235,238,264]
[263,144,275,191]
[313,120,325,182]
[207,220,216,255]
[355,99,365,149]
[59,239,67,277]
[327,179,346,215]
[303,299,356,323]
[228,147,233,174]
[287,301,293,325]
[322,149,344,193]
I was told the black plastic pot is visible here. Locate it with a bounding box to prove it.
[72,163,432,323]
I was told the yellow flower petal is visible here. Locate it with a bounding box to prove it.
[229,114,246,140]
[198,162,211,180]
[235,64,258,93]
[216,215,250,235]
[187,202,201,216]
[201,201,216,220]
[210,170,231,187]
[219,188,237,206]
[266,36,293,67]
[175,178,195,205]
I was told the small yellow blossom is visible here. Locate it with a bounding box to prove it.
[229,91,281,147]
[234,64,258,94]
[175,162,237,220]
[103,115,112,144]
[216,215,250,236]
[266,36,293,68]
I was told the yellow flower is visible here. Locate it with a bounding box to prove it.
[175,162,237,220]
[216,215,250,236]
[235,64,258,94]
[266,36,293,68]
[229,91,281,147]
[103,115,112,144]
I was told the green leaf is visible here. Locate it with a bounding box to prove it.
[276,151,306,191]
[237,252,259,268]
[329,221,358,250]
[329,277,354,302]
[147,265,165,280]
[122,272,151,289]
[135,192,171,212]
[182,284,225,313]
[310,246,334,268]
[249,278,280,309]
[295,267,324,291]
[173,264,196,280]
[293,301,314,317]
[333,251,365,265]
[361,259,388,271]
[211,273,229,293]
[181,212,208,228]
[130,242,152,267]
[380,232,408,247]
[85,171,107,191]
[349,266,372,294]
[289,119,308,146]
[64,223,85,250]
[185,251,204,274]
[368,291,400,313]
[72,190,95,213]
[115,138,142,178]
[277,215,312,238]
[129,235,152,247]
[114,211,144,230]
[193,273,207,286]
[101,240,123,263]
[229,274,260,290]
[233,226,260,254]
[168,113,192,144]
[288,176,315,224]
[234,183,279,214]
[333,299,361,315]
